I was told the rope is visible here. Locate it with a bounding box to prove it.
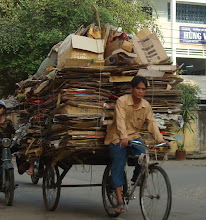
[89,26,104,187]
[94,31,104,148]
[151,77,154,106]
[37,91,43,163]
[81,164,91,173]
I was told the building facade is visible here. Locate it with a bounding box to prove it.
[153,0,206,100]
[152,0,206,152]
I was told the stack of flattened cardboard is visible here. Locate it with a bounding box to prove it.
[16,69,113,163]
[15,24,183,165]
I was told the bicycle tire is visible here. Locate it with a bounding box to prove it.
[42,165,61,211]
[5,169,15,206]
[139,165,172,220]
[102,165,120,217]
[31,159,41,184]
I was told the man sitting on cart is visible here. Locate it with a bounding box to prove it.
[104,76,168,213]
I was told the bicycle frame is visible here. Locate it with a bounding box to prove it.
[124,152,148,201]
[102,140,172,219]
[0,139,14,190]
[123,142,167,203]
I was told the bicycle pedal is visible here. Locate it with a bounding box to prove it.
[131,193,136,200]
[123,200,129,211]
[126,190,136,200]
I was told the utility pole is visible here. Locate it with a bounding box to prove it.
[171,0,176,65]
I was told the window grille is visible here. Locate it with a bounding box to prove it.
[168,3,206,24]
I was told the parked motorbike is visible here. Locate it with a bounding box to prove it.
[0,138,15,206]
[31,158,44,184]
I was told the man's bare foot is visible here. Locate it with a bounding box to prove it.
[26,169,33,175]
[114,202,125,213]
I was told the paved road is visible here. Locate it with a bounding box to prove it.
[0,159,205,220]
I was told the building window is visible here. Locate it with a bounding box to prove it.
[168,3,206,24]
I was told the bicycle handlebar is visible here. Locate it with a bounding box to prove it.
[129,140,170,149]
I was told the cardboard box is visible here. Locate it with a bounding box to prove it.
[104,38,134,58]
[132,29,169,65]
[122,40,133,52]
[57,34,105,68]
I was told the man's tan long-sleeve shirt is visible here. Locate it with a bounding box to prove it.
[104,94,164,145]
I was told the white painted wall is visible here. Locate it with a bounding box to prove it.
[153,0,206,57]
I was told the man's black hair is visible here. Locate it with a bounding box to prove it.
[0,104,6,109]
[130,76,148,88]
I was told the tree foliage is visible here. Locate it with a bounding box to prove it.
[0,0,158,97]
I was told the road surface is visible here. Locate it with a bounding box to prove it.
[0,159,205,220]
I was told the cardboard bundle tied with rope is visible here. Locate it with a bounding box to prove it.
[15,9,183,165]
[16,68,113,164]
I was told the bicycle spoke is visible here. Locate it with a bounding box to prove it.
[140,166,172,220]
[102,165,122,217]
[42,166,61,211]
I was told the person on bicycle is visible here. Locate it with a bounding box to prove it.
[104,76,168,213]
[0,100,15,185]
[0,100,15,139]
[0,100,30,176]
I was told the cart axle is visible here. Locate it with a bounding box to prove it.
[61,184,102,187]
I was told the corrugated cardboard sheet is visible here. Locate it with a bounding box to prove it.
[132,28,169,65]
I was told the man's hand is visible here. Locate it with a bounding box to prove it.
[120,138,129,147]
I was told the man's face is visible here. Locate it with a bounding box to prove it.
[131,82,147,100]
[0,106,5,116]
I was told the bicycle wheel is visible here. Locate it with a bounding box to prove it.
[42,165,61,211]
[5,169,15,206]
[31,159,40,184]
[102,165,127,217]
[139,165,172,220]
